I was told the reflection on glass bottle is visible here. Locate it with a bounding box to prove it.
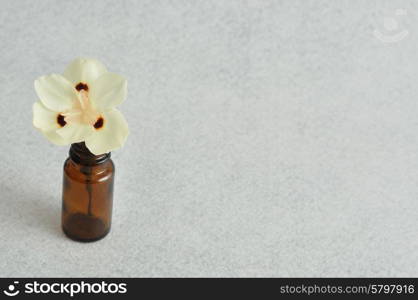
[62,142,114,242]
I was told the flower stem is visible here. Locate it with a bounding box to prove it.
[81,165,93,216]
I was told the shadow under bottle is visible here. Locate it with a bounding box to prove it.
[62,142,114,242]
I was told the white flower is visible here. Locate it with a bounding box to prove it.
[33,58,129,155]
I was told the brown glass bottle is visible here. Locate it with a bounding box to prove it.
[62,142,114,242]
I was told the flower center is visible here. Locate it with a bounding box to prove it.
[78,90,99,124]
[62,90,99,126]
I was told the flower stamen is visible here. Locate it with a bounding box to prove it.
[78,90,89,110]
[61,110,82,123]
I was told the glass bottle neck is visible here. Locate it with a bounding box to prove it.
[69,142,110,165]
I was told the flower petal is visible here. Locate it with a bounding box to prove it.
[33,101,61,131]
[63,58,107,86]
[56,122,94,144]
[34,74,76,111]
[41,129,69,146]
[89,73,127,111]
[85,109,129,155]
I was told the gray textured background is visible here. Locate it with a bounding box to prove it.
[0,0,417,277]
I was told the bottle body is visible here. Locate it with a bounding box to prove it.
[62,143,114,242]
